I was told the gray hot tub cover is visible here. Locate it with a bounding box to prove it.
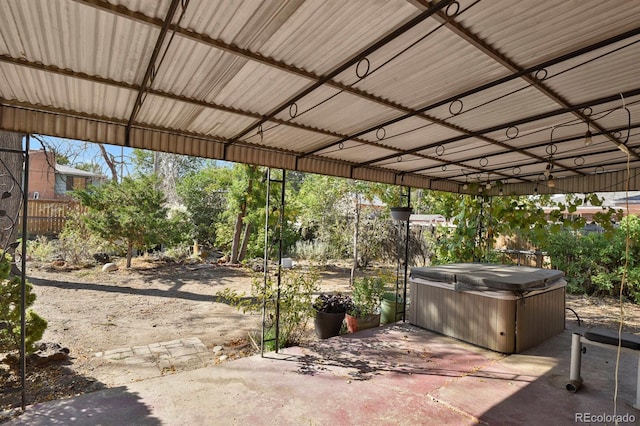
[411,263,564,292]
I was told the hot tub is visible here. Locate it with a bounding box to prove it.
[409,263,566,354]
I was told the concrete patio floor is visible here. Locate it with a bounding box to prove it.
[5,322,640,425]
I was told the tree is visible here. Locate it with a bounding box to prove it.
[132,149,208,207]
[217,164,266,264]
[425,188,620,265]
[74,175,188,267]
[293,174,395,279]
[131,149,206,177]
[31,136,127,182]
[177,167,231,250]
[0,251,47,355]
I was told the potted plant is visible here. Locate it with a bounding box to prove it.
[381,291,404,325]
[345,276,387,333]
[313,293,354,339]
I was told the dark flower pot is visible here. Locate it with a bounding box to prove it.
[314,309,346,339]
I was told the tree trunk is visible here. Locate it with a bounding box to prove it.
[230,213,243,264]
[238,222,252,262]
[126,242,133,268]
[98,144,118,182]
[0,131,25,257]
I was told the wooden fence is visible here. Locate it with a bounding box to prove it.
[16,199,86,237]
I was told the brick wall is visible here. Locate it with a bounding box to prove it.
[28,150,56,200]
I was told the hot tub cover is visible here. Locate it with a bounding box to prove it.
[411,263,565,292]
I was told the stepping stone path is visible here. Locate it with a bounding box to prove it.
[94,337,226,378]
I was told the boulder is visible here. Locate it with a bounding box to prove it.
[102,263,118,272]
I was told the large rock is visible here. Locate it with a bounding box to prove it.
[102,262,118,272]
[4,342,70,367]
[28,342,70,365]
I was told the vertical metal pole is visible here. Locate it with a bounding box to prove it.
[261,168,271,357]
[475,195,483,262]
[20,135,30,410]
[402,188,410,322]
[274,170,286,353]
[567,333,583,392]
[486,195,493,262]
[395,219,401,319]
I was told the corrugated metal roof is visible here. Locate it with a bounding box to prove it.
[55,164,104,178]
[1,0,640,195]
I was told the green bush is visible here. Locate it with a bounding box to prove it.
[349,276,389,317]
[26,235,57,262]
[543,216,640,302]
[0,251,47,356]
[58,211,117,265]
[217,268,320,351]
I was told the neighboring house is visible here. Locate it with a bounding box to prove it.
[545,192,640,222]
[28,150,106,200]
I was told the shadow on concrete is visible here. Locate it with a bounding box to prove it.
[1,360,111,424]
[5,386,160,426]
[274,324,507,382]
[432,327,640,425]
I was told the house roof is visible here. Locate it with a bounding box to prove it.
[410,214,448,225]
[1,0,639,195]
[55,164,104,178]
[615,194,640,204]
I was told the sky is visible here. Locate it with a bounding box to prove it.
[27,135,135,178]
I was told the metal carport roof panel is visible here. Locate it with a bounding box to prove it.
[1,0,639,195]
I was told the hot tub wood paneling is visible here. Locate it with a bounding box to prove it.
[410,278,565,354]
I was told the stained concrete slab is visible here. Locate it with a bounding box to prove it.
[4,323,640,425]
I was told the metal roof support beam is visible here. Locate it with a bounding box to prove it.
[0,54,394,149]
[414,0,633,158]
[124,0,184,147]
[222,0,455,154]
[75,0,637,170]
[360,88,640,170]
[433,124,640,181]
[302,26,640,159]
[0,52,543,169]
[74,0,495,159]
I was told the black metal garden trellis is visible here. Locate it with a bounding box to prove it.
[0,133,29,409]
[390,186,412,323]
[261,168,286,355]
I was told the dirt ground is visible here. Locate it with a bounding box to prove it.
[0,257,356,414]
[2,257,640,414]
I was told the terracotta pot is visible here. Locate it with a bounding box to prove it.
[345,313,381,333]
[314,309,345,339]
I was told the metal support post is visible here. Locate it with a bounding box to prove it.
[567,332,583,392]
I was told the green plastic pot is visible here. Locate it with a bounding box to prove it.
[381,293,404,324]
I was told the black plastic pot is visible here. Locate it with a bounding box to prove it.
[314,309,346,339]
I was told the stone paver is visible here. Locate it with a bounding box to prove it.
[94,336,218,377]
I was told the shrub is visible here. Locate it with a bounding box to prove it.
[349,276,388,317]
[292,240,331,262]
[0,251,47,356]
[26,235,57,262]
[543,216,640,303]
[217,268,320,350]
[58,211,116,265]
